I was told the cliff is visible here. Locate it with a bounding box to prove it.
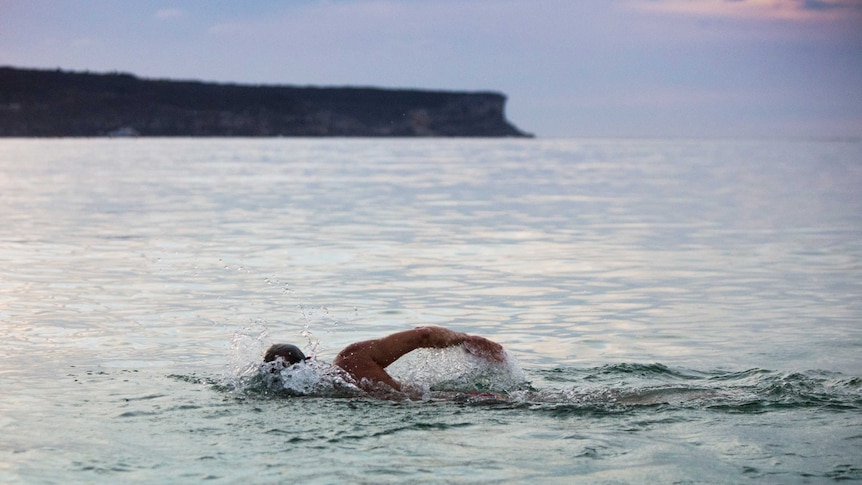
[0,67,531,137]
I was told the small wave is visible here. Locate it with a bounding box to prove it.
[708,369,862,413]
[515,365,862,414]
[595,362,697,377]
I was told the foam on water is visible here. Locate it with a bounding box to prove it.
[259,359,364,397]
[387,346,528,395]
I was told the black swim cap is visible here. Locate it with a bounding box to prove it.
[264,343,306,365]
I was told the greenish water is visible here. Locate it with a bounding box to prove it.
[1,138,860,483]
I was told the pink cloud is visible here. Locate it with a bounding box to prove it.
[625,0,862,21]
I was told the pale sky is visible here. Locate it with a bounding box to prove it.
[1,0,860,138]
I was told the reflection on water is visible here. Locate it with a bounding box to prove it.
[1,138,861,483]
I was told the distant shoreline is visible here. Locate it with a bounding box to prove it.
[0,66,532,138]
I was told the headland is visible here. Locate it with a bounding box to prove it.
[0,66,531,137]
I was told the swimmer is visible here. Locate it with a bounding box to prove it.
[264,326,505,393]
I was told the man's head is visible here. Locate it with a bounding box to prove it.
[264,343,306,366]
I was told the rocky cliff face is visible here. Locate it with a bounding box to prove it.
[0,67,531,137]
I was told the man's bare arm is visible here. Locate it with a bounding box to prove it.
[333,326,504,390]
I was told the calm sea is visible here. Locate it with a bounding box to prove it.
[1,138,860,483]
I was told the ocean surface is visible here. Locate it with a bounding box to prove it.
[1,138,860,483]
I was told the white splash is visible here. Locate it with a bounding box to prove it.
[387,345,528,395]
